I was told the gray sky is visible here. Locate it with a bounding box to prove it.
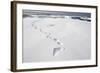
[23,10,91,18]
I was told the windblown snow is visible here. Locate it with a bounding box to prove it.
[22,15,91,63]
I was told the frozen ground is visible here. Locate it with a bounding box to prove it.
[22,16,91,63]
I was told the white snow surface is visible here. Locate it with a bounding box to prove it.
[22,17,91,63]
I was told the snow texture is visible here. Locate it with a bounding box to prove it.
[22,10,91,63]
